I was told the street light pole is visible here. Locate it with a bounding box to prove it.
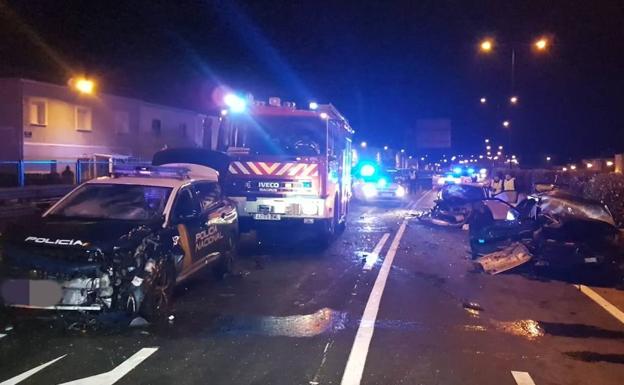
[510,48,516,93]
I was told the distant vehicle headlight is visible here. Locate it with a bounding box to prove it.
[395,185,406,197]
[362,183,378,198]
[301,201,319,216]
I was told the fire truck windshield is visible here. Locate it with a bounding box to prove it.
[223,116,326,156]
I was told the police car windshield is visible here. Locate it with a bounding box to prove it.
[226,116,326,156]
[48,184,172,221]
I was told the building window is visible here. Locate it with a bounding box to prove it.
[180,123,187,137]
[115,111,130,134]
[29,99,47,126]
[75,106,92,131]
[152,119,162,136]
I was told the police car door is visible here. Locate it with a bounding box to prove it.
[192,181,229,259]
[170,186,205,274]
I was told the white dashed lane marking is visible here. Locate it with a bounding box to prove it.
[0,334,6,340]
[0,355,67,385]
[60,347,158,385]
[511,371,537,385]
[575,284,624,325]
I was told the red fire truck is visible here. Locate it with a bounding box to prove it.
[217,98,353,242]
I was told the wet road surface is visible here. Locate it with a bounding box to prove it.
[1,190,624,384]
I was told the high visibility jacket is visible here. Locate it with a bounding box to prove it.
[503,178,516,191]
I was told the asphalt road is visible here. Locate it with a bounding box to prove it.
[1,190,624,385]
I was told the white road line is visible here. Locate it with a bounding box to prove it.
[0,333,6,339]
[511,371,537,385]
[575,284,624,325]
[363,233,390,271]
[413,189,432,209]
[0,355,66,385]
[60,348,158,385]
[341,221,407,385]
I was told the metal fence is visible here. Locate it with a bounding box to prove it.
[0,159,150,188]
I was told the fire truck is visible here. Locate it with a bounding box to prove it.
[217,97,353,242]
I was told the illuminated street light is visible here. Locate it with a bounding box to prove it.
[70,77,95,94]
[586,163,593,168]
[607,160,614,167]
[360,141,367,148]
[546,156,551,162]
[400,149,405,153]
[484,138,490,143]
[510,96,518,104]
[383,145,389,150]
[502,120,510,128]
[534,37,548,51]
[220,109,228,116]
[486,145,491,150]
[319,112,329,120]
[498,145,503,150]
[480,97,487,104]
[497,151,502,156]
[480,39,493,52]
[570,165,577,170]
[309,102,319,110]
[479,155,484,159]
[562,167,568,172]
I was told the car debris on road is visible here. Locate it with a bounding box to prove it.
[476,242,532,274]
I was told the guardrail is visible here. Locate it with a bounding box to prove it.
[0,159,150,188]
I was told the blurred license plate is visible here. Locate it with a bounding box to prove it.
[380,192,394,197]
[254,213,281,221]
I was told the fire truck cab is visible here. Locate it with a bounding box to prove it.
[217,98,353,242]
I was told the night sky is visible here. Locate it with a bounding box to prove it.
[1,0,623,165]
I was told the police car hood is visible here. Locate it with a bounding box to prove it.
[2,217,156,252]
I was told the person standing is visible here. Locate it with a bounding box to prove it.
[408,167,418,194]
[490,175,503,195]
[61,165,75,184]
[504,174,516,192]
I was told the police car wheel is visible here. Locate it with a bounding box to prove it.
[140,258,175,322]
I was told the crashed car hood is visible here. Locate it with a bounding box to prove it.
[1,217,157,251]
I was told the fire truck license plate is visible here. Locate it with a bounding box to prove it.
[254,213,281,221]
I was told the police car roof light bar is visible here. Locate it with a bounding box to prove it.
[113,165,190,180]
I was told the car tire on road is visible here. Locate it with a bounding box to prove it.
[139,258,176,323]
[214,236,236,280]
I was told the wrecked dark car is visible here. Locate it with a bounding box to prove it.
[418,183,489,227]
[0,149,238,322]
[469,191,622,266]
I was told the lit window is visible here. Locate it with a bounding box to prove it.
[115,111,130,134]
[75,106,92,131]
[29,99,47,126]
[152,119,162,136]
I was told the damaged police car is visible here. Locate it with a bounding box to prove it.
[0,149,238,322]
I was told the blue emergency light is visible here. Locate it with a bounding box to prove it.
[113,165,190,180]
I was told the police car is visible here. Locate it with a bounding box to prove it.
[0,149,238,322]
[352,163,407,202]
